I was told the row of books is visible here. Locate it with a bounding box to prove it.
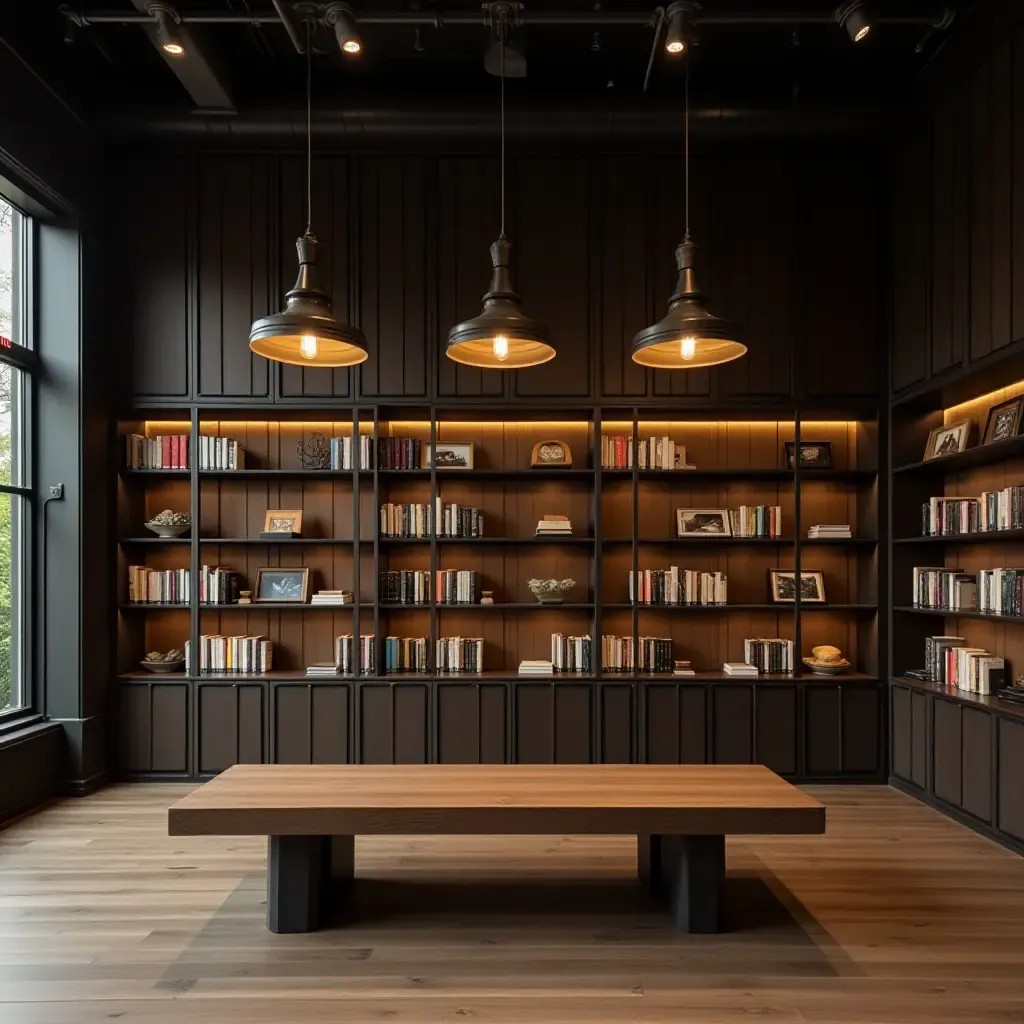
[601,634,675,672]
[331,435,372,471]
[628,568,728,606]
[912,566,977,611]
[126,434,189,470]
[378,501,484,538]
[379,571,431,605]
[743,638,795,674]
[436,569,479,605]
[196,436,245,470]
[336,634,375,674]
[978,568,1024,616]
[922,486,1024,536]
[551,633,592,673]
[437,637,484,674]
[185,636,273,674]
[730,506,782,539]
[600,435,694,470]
[378,436,425,470]
[920,635,1006,693]
[198,565,241,605]
[128,566,189,604]
[383,636,428,673]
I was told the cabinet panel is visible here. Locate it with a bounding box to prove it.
[961,707,992,823]
[359,156,430,398]
[514,682,593,764]
[197,683,266,775]
[805,686,841,776]
[712,686,753,764]
[892,684,913,782]
[997,718,1024,842]
[911,691,929,789]
[436,682,508,764]
[278,156,355,399]
[642,684,706,765]
[196,157,272,399]
[599,683,635,763]
[358,683,429,764]
[933,697,962,808]
[118,682,189,775]
[755,686,797,776]
[842,685,881,774]
[272,683,352,765]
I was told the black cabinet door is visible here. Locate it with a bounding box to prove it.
[196,683,267,775]
[891,684,913,783]
[961,707,993,824]
[642,684,706,765]
[997,718,1024,843]
[842,685,882,774]
[911,691,929,790]
[357,682,429,764]
[513,682,593,764]
[271,683,352,765]
[118,681,190,776]
[932,697,962,808]
[755,686,797,776]
[435,682,508,764]
[712,686,754,764]
[805,685,842,776]
[599,682,635,764]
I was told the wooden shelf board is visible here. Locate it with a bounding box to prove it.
[603,602,876,612]
[894,530,1024,544]
[118,537,191,545]
[600,468,875,482]
[894,605,1024,623]
[893,435,1024,476]
[200,469,366,478]
[120,469,189,477]
[892,675,1024,721]
[378,469,595,480]
[197,538,368,545]
[379,537,593,545]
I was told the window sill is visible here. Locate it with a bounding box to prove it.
[0,712,49,743]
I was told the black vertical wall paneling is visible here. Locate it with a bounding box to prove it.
[970,58,994,362]
[196,156,272,399]
[435,156,507,400]
[114,155,190,399]
[278,156,354,400]
[651,154,712,397]
[1013,28,1024,344]
[511,157,594,398]
[989,40,1015,356]
[599,158,649,398]
[359,156,430,398]
[890,129,931,393]
[717,154,793,398]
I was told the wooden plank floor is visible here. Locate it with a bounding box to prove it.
[1,784,1023,1023]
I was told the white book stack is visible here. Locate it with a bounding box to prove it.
[310,590,353,605]
[536,515,572,536]
[305,663,340,677]
[808,524,852,539]
[519,660,554,675]
[723,662,758,677]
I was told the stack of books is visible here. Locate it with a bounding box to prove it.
[437,636,483,673]
[384,636,428,674]
[186,636,272,674]
[199,565,241,605]
[637,636,674,673]
[311,590,353,606]
[922,487,1024,535]
[743,638,795,674]
[808,524,852,539]
[377,436,424,470]
[673,660,695,677]
[536,515,572,537]
[336,634,375,675]
[924,637,1007,693]
[125,433,189,469]
[305,663,341,677]
[379,502,432,538]
[980,486,1024,531]
[629,568,727,605]
[602,634,634,672]
[519,659,554,676]
[196,436,245,470]
[436,569,478,604]
[330,435,372,470]
[912,566,977,611]
[127,566,189,604]
[551,633,592,673]
[723,662,758,677]
[436,500,484,538]
[380,571,430,605]
[731,505,783,538]
[978,568,1024,616]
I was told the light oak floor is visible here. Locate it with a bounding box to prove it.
[0,784,1023,1023]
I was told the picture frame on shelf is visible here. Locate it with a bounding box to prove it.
[982,397,1024,446]
[254,567,310,603]
[676,508,732,537]
[426,442,474,470]
[769,569,826,604]
[263,509,303,535]
[784,441,832,469]
[924,418,971,460]
[530,439,572,468]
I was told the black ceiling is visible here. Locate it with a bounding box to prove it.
[1,1,978,134]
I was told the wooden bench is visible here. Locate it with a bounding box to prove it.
[168,763,824,934]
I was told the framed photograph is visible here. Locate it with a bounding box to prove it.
[676,508,732,537]
[426,442,474,470]
[982,398,1024,446]
[769,569,826,604]
[254,567,310,603]
[924,418,972,460]
[263,509,303,534]
[784,441,832,470]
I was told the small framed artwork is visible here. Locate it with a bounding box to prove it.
[676,508,732,537]
[426,442,474,470]
[784,441,832,469]
[531,439,572,468]
[769,569,826,604]
[263,509,303,534]
[924,418,972,460]
[982,397,1024,446]
[254,567,310,603]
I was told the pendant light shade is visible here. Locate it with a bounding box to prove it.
[631,237,746,369]
[248,19,367,368]
[249,232,367,367]
[446,238,555,368]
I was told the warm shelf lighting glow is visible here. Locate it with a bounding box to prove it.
[944,377,1024,423]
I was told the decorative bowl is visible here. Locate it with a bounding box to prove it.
[145,509,191,538]
[140,659,186,674]
[145,522,190,538]
[802,657,851,676]
[527,578,576,604]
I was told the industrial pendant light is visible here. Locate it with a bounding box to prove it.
[446,4,554,370]
[249,21,367,368]
[631,49,746,370]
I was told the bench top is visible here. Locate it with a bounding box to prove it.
[169,764,825,837]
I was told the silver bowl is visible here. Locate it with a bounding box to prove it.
[140,659,186,674]
[527,578,576,604]
[145,521,190,539]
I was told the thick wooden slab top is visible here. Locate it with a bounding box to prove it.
[169,764,825,837]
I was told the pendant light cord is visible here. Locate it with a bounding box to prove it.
[499,13,506,241]
[684,47,690,242]
[306,18,312,236]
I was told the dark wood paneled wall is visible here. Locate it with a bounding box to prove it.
[890,22,1024,397]
[110,144,883,406]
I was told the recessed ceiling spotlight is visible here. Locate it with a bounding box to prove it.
[147,3,184,56]
[325,2,362,55]
[836,1,871,43]
[591,31,601,53]
[413,27,425,52]
[664,1,694,55]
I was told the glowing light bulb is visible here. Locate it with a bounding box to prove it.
[343,39,361,53]
[666,39,685,54]
[493,334,509,362]
[163,41,185,56]
[300,334,318,360]
[680,336,697,361]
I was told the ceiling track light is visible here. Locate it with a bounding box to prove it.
[147,3,184,56]
[835,1,871,43]
[664,0,697,56]
[324,2,363,55]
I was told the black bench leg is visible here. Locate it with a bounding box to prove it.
[665,834,725,934]
[267,835,325,934]
[637,834,663,894]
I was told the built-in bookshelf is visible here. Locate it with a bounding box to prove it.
[116,406,880,683]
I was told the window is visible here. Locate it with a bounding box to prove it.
[0,195,31,715]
